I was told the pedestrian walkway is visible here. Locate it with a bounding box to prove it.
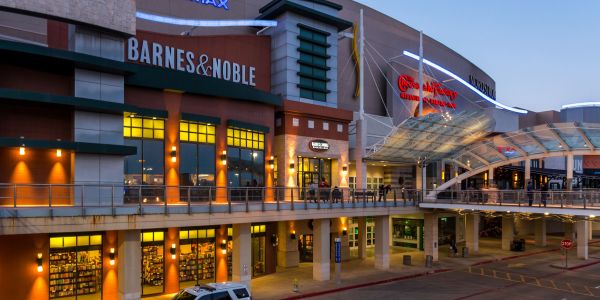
[146,237,583,300]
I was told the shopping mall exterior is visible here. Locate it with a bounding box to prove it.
[0,0,598,299]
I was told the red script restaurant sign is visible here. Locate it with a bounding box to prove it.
[397,74,458,109]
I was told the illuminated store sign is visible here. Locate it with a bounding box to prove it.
[397,74,457,109]
[309,140,330,152]
[189,0,229,10]
[127,37,256,87]
[469,75,495,100]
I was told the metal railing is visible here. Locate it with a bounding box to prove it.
[0,184,421,218]
[428,188,600,209]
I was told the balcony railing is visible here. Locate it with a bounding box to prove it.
[428,189,600,209]
[0,184,420,218]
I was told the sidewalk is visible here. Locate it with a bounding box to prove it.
[148,236,580,300]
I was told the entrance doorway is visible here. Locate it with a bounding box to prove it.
[297,157,332,187]
[299,234,313,262]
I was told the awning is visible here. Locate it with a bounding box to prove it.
[364,111,495,163]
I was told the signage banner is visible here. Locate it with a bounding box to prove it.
[334,238,341,264]
[309,140,330,152]
[397,74,458,109]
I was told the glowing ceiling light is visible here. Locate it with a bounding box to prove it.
[561,102,600,109]
[136,11,278,27]
[402,50,527,114]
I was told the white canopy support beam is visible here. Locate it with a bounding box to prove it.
[575,122,595,151]
[546,124,570,151]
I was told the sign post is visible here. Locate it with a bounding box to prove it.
[334,237,341,284]
[561,239,573,268]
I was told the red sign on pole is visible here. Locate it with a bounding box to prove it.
[561,239,573,249]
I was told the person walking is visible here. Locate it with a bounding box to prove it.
[378,184,385,202]
[527,181,534,206]
[541,182,548,207]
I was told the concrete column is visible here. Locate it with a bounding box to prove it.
[357,217,367,259]
[524,158,531,189]
[277,221,299,269]
[424,213,439,261]
[232,223,252,287]
[118,230,141,300]
[415,166,423,190]
[313,219,330,281]
[374,216,390,269]
[590,221,594,241]
[488,167,494,187]
[566,154,574,191]
[501,215,515,251]
[576,220,589,260]
[534,219,547,247]
[354,119,367,190]
[465,213,480,254]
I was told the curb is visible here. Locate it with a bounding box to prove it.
[280,268,451,300]
[550,259,600,271]
[470,248,560,266]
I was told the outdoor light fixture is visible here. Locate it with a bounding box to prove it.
[544,212,549,216]
[170,146,177,163]
[37,253,43,273]
[170,243,176,260]
[268,156,275,169]
[290,230,296,240]
[56,149,62,158]
[342,164,348,173]
[220,239,227,254]
[109,248,115,266]
[590,215,596,219]
[220,150,227,166]
[342,227,348,236]
[19,146,25,156]
[289,161,295,172]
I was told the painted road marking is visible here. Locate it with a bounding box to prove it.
[464,267,599,298]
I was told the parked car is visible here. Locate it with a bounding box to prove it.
[172,283,251,300]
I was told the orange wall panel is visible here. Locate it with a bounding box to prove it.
[0,234,49,300]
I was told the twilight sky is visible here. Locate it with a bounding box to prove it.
[355,0,600,112]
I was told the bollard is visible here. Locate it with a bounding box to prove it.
[462,247,469,258]
[425,255,433,267]
[403,255,412,266]
[293,278,299,293]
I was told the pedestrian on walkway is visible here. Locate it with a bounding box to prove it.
[527,181,534,206]
[378,184,385,202]
[541,182,548,207]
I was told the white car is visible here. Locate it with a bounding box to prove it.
[172,282,251,300]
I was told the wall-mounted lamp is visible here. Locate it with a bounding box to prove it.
[220,239,227,254]
[289,161,295,173]
[268,156,275,169]
[220,150,227,166]
[109,248,115,266]
[170,243,177,260]
[56,149,62,158]
[170,146,177,163]
[290,230,296,240]
[342,164,348,173]
[19,146,26,156]
[342,227,347,236]
[37,253,43,273]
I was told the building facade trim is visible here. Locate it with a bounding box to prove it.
[0,137,136,155]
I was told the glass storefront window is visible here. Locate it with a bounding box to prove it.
[297,157,331,188]
[392,218,424,250]
[251,225,266,277]
[141,231,164,296]
[180,121,216,202]
[179,228,216,288]
[124,113,165,204]
[226,127,265,190]
[49,234,103,300]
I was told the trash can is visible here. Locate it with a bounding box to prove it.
[403,255,412,266]
[462,247,469,258]
[425,255,433,267]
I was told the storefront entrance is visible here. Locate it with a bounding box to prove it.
[299,234,313,262]
[179,228,216,288]
[297,157,332,188]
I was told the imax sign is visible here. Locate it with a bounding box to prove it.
[189,0,229,10]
